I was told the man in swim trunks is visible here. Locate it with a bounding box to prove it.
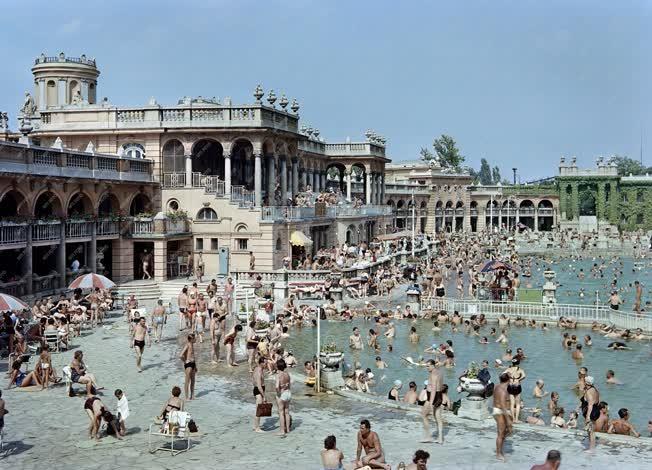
[252,357,267,433]
[349,327,364,350]
[151,299,166,343]
[179,334,197,400]
[493,373,512,461]
[131,316,150,372]
[355,419,390,470]
[426,359,445,444]
[634,280,643,314]
[608,408,641,437]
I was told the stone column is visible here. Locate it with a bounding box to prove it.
[89,222,97,272]
[38,79,46,110]
[301,168,308,191]
[346,171,352,200]
[254,153,262,207]
[376,175,381,204]
[381,174,386,205]
[81,80,89,102]
[280,156,288,204]
[23,228,33,295]
[365,172,372,204]
[57,222,66,289]
[184,153,192,188]
[321,172,326,192]
[312,171,318,191]
[477,208,486,232]
[58,79,66,105]
[266,155,276,205]
[224,153,232,196]
[291,158,299,197]
[154,240,167,281]
[534,210,539,231]
[571,183,579,221]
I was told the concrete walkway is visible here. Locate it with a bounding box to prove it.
[1,303,650,470]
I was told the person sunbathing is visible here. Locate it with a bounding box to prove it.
[7,361,40,389]
[157,386,185,422]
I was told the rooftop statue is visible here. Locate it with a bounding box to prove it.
[71,89,83,105]
[21,92,36,116]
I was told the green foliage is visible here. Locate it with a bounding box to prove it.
[478,158,492,185]
[433,135,465,171]
[492,166,501,185]
[612,155,652,176]
[419,147,434,161]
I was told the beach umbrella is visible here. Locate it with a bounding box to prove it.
[480,260,516,273]
[68,273,116,290]
[0,293,29,312]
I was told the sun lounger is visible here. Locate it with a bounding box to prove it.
[148,410,192,455]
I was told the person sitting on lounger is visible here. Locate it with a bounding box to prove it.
[70,350,102,397]
[157,386,185,422]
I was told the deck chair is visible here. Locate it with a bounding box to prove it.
[148,410,192,455]
[44,330,61,352]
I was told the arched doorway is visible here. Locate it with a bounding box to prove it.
[396,200,406,229]
[454,201,464,232]
[192,139,224,178]
[326,164,346,192]
[519,200,535,230]
[98,193,120,217]
[420,201,428,233]
[0,189,29,217]
[67,192,94,218]
[34,191,62,218]
[231,139,254,188]
[351,164,367,202]
[130,193,151,216]
[538,200,554,231]
[162,139,185,176]
[486,199,499,230]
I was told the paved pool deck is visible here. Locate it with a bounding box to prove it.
[1,303,651,470]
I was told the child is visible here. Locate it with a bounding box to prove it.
[567,410,578,429]
[114,389,129,437]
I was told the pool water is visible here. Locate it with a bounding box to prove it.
[288,318,652,431]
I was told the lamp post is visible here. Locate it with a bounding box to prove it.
[512,168,517,185]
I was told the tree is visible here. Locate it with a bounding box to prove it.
[432,135,465,171]
[492,166,501,185]
[611,155,650,176]
[419,147,434,162]
[478,158,492,185]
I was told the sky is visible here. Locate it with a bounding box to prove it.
[0,0,650,180]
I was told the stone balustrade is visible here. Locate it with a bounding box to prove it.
[0,141,154,183]
[260,204,392,222]
[38,103,299,134]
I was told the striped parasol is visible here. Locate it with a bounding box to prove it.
[480,259,516,273]
[0,293,29,312]
[68,273,116,290]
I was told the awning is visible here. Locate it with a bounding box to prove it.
[290,231,313,247]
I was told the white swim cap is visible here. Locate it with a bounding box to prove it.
[424,380,429,386]
[394,379,402,387]
[585,376,594,385]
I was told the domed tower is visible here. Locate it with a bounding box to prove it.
[31,52,100,110]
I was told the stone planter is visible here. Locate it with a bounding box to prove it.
[457,377,486,399]
[319,352,343,370]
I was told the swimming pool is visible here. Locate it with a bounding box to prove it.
[288,318,651,432]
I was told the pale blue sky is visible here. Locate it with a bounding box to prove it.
[0,0,649,180]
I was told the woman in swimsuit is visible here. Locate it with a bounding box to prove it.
[223,324,243,367]
[7,361,40,389]
[275,358,292,437]
[504,358,526,422]
[157,385,184,421]
[179,334,197,400]
[70,351,101,397]
[84,395,120,440]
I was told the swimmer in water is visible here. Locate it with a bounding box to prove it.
[605,369,622,385]
[607,342,630,350]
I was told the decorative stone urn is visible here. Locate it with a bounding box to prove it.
[542,270,557,304]
[457,377,486,400]
[319,352,343,371]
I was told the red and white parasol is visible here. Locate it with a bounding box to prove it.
[0,293,29,312]
[68,273,116,290]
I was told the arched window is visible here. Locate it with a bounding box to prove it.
[196,208,218,220]
[162,139,185,173]
[167,199,179,211]
[122,143,146,159]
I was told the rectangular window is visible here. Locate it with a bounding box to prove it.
[637,191,643,203]
[196,238,203,251]
[210,238,218,251]
[236,238,248,250]
[636,213,644,224]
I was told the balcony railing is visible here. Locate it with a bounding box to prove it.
[0,280,26,297]
[519,208,535,216]
[261,204,391,221]
[231,186,255,208]
[32,221,61,242]
[0,141,154,183]
[96,219,121,237]
[0,222,28,246]
[163,172,186,187]
[538,208,554,216]
[66,220,93,239]
[131,218,154,235]
[32,274,58,294]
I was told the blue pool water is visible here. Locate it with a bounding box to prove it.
[288,318,651,432]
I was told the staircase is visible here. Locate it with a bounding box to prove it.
[114,280,162,303]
